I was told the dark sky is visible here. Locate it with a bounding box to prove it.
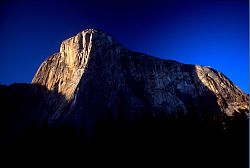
[0,0,248,93]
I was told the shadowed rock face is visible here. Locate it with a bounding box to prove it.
[32,29,248,132]
[2,29,249,167]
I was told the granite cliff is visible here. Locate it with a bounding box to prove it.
[32,29,248,130]
[1,29,248,167]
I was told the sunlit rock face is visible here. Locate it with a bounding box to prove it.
[32,30,96,100]
[32,29,248,130]
[195,65,248,116]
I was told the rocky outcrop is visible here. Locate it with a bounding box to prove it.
[32,29,248,134]
[2,29,248,167]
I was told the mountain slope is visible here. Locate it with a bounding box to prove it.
[2,29,248,167]
[32,29,248,131]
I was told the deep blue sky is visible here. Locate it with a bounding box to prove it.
[0,0,248,93]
